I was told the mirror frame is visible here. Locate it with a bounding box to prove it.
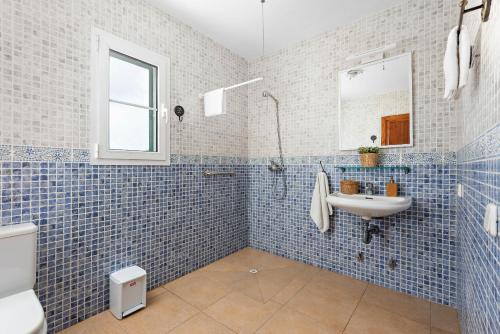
[338,52,413,151]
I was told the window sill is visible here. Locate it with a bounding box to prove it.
[90,157,171,166]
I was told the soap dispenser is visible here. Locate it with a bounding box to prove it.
[386,177,398,197]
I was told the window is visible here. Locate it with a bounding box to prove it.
[90,28,170,165]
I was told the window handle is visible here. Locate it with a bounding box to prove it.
[161,104,169,124]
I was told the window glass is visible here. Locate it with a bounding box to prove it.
[109,102,157,152]
[108,51,158,152]
[109,51,155,107]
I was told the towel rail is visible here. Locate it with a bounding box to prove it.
[203,171,236,177]
[455,0,491,87]
[199,77,263,99]
[457,0,491,35]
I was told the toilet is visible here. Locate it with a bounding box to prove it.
[0,223,47,334]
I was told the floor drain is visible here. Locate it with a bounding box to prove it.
[249,268,258,274]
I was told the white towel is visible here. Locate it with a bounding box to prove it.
[310,172,333,233]
[204,88,226,117]
[458,26,471,89]
[483,203,498,236]
[443,25,471,100]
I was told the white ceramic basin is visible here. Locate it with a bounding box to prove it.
[326,192,412,220]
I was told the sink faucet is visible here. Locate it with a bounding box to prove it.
[366,183,374,195]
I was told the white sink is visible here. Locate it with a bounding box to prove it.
[326,192,412,220]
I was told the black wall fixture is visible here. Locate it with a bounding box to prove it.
[174,105,185,122]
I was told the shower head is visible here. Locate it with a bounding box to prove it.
[262,91,279,104]
[347,68,364,80]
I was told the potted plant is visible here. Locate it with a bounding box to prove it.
[358,146,379,167]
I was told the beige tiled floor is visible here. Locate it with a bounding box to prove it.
[59,248,461,334]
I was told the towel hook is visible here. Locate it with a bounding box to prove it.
[319,161,326,173]
[174,105,184,122]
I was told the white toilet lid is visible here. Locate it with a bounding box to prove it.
[0,289,45,334]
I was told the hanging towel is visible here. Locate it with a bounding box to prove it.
[483,203,498,236]
[458,26,471,89]
[204,88,226,117]
[310,172,333,233]
[443,25,471,100]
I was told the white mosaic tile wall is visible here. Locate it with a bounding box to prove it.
[455,0,499,333]
[0,0,249,158]
[456,0,500,149]
[248,0,458,158]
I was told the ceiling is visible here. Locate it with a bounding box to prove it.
[149,0,403,60]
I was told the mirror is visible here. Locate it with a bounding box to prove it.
[338,53,413,150]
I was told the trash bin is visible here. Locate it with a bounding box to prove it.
[109,266,147,319]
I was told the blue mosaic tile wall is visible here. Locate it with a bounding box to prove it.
[456,124,500,334]
[248,158,458,306]
[0,150,463,332]
[0,160,248,333]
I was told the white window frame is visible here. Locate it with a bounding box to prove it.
[90,28,170,165]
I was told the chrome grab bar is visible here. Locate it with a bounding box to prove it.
[203,170,236,177]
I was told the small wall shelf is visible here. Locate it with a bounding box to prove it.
[335,166,411,174]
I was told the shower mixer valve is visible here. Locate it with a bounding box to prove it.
[268,160,284,172]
